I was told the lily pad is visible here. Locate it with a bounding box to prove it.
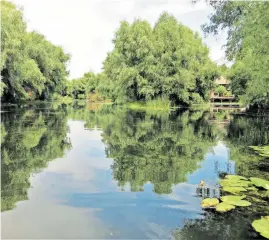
[249,197,267,203]
[252,217,269,239]
[249,146,269,157]
[261,231,269,239]
[225,175,248,181]
[250,177,269,190]
[221,195,246,203]
[246,186,258,191]
[231,200,251,207]
[201,198,219,208]
[222,186,247,194]
[216,202,235,212]
[220,179,250,187]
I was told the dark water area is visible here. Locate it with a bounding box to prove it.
[1,102,269,239]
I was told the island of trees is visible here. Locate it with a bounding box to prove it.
[1,0,268,108]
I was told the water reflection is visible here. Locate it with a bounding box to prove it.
[91,109,218,194]
[1,103,268,239]
[1,105,71,211]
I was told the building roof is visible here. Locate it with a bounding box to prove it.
[215,76,231,85]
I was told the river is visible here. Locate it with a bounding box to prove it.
[1,102,268,239]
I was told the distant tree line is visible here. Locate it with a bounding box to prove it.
[2,0,269,108]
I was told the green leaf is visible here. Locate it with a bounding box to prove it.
[250,177,269,190]
[252,217,269,239]
[219,179,250,187]
[201,198,219,208]
[222,186,247,194]
[231,200,251,207]
[225,175,248,181]
[246,186,258,191]
[216,202,236,213]
[221,195,246,203]
[261,231,269,239]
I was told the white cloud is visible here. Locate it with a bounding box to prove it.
[11,0,226,78]
[44,121,113,182]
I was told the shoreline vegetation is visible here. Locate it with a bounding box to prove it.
[1,1,269,110]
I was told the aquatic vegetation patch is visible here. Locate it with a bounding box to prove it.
[220,195,246,203]
[224,175,248,181]
[200,175,269,215]
[222,186,247,194]
[249,146,269,157]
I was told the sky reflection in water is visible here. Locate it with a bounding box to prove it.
[2,112,236,239]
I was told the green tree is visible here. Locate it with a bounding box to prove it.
[201,1,269,107]
[101,13,218,105]
[1,1,70,102]
[68,71,98,99]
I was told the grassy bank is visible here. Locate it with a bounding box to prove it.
[128,98,171,113]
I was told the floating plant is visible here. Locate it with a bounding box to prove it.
[200,174,269,237]
[252,216,269,239]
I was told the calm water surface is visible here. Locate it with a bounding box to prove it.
[1,102,269,239]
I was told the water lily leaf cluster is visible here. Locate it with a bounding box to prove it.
[220,195,251,207]
[201,195,251,213]
[201,175,269,214]
[249,146,269,157]
[220,175,269,193]
[219,175,252,194]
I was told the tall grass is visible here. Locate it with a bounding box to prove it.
[146,97,171,110]
[128,97,171,113]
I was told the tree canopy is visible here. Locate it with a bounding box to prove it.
[3,0,268,108]
[1,1,70,102]
[202,1,269,107]
[100,13,218,105]
[66,71,99,99]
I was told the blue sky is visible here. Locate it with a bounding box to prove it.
[12,0,227,78]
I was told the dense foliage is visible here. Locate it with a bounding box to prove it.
[202,1,269,107]
[64,71,103,100]
[100,13,218,105]
[2,0,268,108]
[1,1,70,102]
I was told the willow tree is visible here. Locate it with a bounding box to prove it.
[101,13,218,105]
[1,1,70,102]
